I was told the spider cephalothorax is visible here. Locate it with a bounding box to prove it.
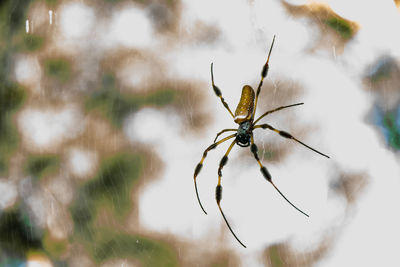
[193,36,329,248]
[236,121,251,147]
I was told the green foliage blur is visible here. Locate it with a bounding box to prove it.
[87,74,177,127]
[324,16,354,39]
[0,0,181,265]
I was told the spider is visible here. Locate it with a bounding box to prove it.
[193,36,329,248]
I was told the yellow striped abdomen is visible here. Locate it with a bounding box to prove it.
[234,85,255,123]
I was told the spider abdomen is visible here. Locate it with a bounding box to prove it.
[234,85,255,123]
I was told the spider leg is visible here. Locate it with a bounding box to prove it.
[213,128,237,143]
[194,133,237,215]
[250,135,309,217]
[215,138,247,248]
[211,63,235,118]
[253,103,304,125]
[253,124,330,158]
[252,35,276,120]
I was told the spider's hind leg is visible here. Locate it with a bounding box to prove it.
[211,63,235,119]
[253,102,304,125]
[252,35,276,120]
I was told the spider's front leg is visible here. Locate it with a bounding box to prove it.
[213,128,237,143]
[253,123,329,158]
[249,135,309,217]
[194,133,236,215]
[215,138,246,248]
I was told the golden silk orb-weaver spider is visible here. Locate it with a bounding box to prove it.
[193,36,330,248]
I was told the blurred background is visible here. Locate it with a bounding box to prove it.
[1,0,400,266]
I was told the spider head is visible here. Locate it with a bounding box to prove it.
[236,121,251,147]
